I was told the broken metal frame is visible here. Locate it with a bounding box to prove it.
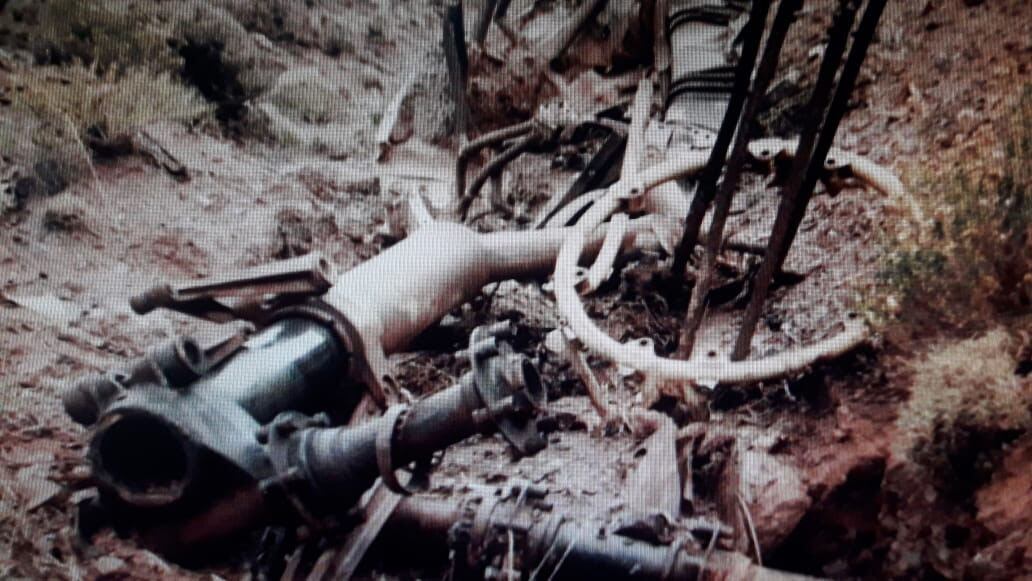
[732,0,886,360]
[456,113,629,219]
[676,0,798,357]
[356,483,814,581]
[64,202,689,532]
[74,321,550,555]
[550,81,894,400]
[59,1,917,574]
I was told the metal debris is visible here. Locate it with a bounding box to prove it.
[54,2,908,578]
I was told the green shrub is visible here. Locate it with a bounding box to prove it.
[875,87,1031,336]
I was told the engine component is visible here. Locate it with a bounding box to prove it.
[133,324,549,556]
[259,322,548,517]
[372,483,812,580]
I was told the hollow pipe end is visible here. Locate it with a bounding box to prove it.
[87,411,198,508]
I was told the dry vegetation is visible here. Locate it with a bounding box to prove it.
[875,87,1031,338]
[869,88,1031,579]
[0,0,399,213]
[896,331,1029,486]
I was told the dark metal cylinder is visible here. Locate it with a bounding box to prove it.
[539,523,705,580]
[204,318,346,422]
[384,496,708,580]
[296,376,483,511]
[86,317,347,506]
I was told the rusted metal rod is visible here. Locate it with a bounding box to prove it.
[670,0,771,280]
[732,0,862,361]
[772,0,889,273]
[456,120,536,198]
[534,130,626,228]
[443,3,470,137]
[678,0,803,357]
[460,131,539,218]
[473,0,500,44]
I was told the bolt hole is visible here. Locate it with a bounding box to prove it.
[179,338,203,367]
[707,350,717,358]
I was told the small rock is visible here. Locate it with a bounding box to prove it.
[34,159,70,195]
[134,550,173,574]
[956,108,980,135]
[543,328,569,356]
[14,464,62,511]
[42,200,90,234]
[95,556,126,576]
[738,450,812,552]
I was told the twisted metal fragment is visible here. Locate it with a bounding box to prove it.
[551,81,878,393]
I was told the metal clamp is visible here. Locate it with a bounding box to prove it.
[374,404,431,495]
[271,298,397,408]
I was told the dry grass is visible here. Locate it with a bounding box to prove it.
[4,0,179,74]
[0,0,389,174]
[0,63,210,209]
[0,1,216,209]
[210,0,371,57]
[885,329,1031,578]
[895,330,1030,462]
[11,66,210,141]
[873,87,1031,339]
[267,71,343,126]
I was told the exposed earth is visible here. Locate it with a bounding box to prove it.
[0,1,1029,579]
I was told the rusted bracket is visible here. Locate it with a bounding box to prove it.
[129,252,334,325]
[307,482,404,581]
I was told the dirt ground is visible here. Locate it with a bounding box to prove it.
[0,1,1029,579]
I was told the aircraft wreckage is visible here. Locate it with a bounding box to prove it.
[61,0,921,578]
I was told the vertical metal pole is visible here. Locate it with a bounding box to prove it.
[443,3,470,137]
[473,0,500,44]
[772,0,888,273]
[671,0,771,280]
[677,0,801,356]
[732,0,861,361]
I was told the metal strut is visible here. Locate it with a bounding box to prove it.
[733,0,885,360]
[676,0,801,356]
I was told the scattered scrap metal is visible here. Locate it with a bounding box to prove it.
[61,1,922,579]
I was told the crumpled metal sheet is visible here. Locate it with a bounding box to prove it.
[666,0,750,133]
